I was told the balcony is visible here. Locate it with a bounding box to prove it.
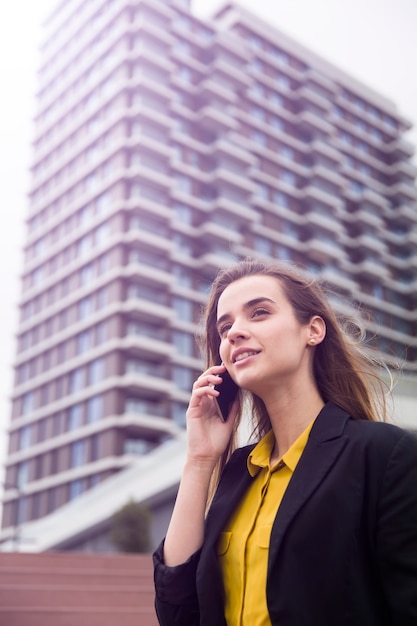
[350,258,390,280]
[195,251,238,273]
[348,206,384,230]
[125,228,173,254]
[197,104,238,134]
[384,137,415,159]
[302,184,344,211]
[394,204,417,224]
[297,110,334,137]
[295,85,331,114]
[213,136,257,166]
[121,334,174,360]
[310,139,343,168]
[123,264,172,287]
[210,57,252,90]
[122,372,175,397]
[199,77,237,104]
[213,196,258,223]
[303,210,343,235]
[304,235,347,263]
[197,222,242,245]
[209,167,257,195]
[319,267,357,293]
[386,182,417,204]
[345,233,387,256]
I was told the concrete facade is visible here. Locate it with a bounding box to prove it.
[1,0,416,546]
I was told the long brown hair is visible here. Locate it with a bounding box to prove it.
[199,259,390,504]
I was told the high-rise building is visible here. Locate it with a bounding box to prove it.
[1,0,416,541]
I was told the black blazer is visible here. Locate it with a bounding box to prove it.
[154,403,417,625]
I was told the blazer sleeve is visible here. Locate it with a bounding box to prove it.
[376,430,417,625]
[153,539,202,626]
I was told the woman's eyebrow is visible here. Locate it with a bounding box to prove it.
[216,297,276,328]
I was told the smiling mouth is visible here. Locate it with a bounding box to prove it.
[234,351,259,363]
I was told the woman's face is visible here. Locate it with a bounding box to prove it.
[216,275,320,398]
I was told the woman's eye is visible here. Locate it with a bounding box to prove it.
[252,308,269,318]
[218,323,232,337]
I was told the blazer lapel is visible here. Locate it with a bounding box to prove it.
[204,445,254,549]
[268,403,350,567]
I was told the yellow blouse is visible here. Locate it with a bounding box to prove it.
[217,421,314,626]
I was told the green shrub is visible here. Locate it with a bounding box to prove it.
[110,500,152,553]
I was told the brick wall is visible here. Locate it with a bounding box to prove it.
[0,551,158,626]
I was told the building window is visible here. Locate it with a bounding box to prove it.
[55,376,65,401]
[252,106,266,121]
[127,320,166,341]
[97,287,108,309]
[88,358,105,385]
[21,392,35,416]
[91,434,100,461]
[19,425,32,450]
[96,192,111,214]
[173,331,194,356]
[349,180,364,196]
[69,479,85,500]
[124,438,153,456]
[252,83,265,98]
[256,183,269,200]
[282,170,296,186]
[252,130,267,146]
[38,419,47,443]
[279,145,294,160]
[254,236,273,256]
[80,264,94,286]
[125,398,165,417]
[128,282,166,303]
[173,297,193,321]
[276,74,290,89]
[77,234,93,257]
[95,321,107,344]
[17,461,29,488]
[250,35,262,50]
[86,395,103,423]
[79,296,94,320]
[70,368,84,393]
[173,265,193,288]
[67,404,83,431]
[53,412,64,437]
[95,223,110,247]
[270,47,288,65]
[172,402,187,428]
[70,440,87,468]
[273,190,289,207]
[178,66,192,83]
[77,329,93,354]
[276,245,293,261]
[16,497,28,525]
[174,174,193,193]
[173,365,193,391]
[173,203,193,225]
[173,233,193,256]
[268,91,283,107]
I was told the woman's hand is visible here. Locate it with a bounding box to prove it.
[185,364,239,466]
[163,365,239,566]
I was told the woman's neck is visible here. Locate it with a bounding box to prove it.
[264,383,324,460]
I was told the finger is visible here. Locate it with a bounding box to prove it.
[193,374,222,390]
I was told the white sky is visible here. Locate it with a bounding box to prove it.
[0,0,416,502]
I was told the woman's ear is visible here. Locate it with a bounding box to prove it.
[307,316,326,346]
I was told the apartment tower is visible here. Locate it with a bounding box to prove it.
[2,0,416,534]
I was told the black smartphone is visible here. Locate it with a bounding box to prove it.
[213,368,239,421]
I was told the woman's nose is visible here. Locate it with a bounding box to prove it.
[227,321,249,342]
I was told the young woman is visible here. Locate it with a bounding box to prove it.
[153,259,417,625]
